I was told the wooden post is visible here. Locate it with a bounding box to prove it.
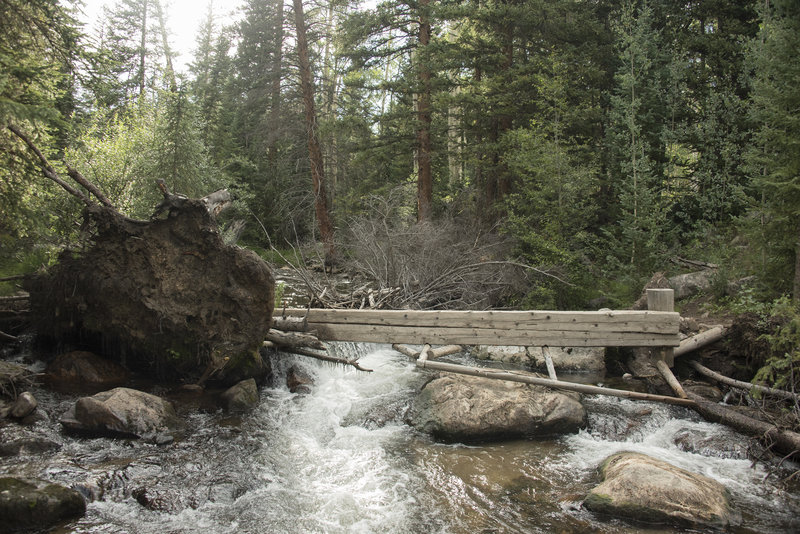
[647,288,675,366]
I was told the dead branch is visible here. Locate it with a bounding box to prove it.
[0,330,18,342]
[269,343,373,372]
[0,275,26,282]
[7,125,110,208]
[687,360,800,403]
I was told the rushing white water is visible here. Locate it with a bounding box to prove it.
[3,344,799,533]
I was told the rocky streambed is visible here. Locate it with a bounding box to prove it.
[1,344,799,533]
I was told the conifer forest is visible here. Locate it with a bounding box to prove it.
[1,0,799,316]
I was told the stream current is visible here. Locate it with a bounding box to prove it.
[2,343,800,533]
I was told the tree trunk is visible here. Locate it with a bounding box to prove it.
[139,0,148,98]
[794,219,800,303]
[416,0,433,223]
[154,0,177,92]
[293,0,336,263]
[268,0,284,164]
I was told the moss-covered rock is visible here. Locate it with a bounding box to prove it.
[0,477,85,532]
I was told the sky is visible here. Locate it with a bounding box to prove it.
[77,0,244,73]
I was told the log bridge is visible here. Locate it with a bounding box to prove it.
[274,287,800,456]
[276,289,696,406]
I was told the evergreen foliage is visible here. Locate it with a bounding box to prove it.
[0,0,797,309]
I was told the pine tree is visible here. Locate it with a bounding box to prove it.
[748,0,800,299]
[604,0,672,277]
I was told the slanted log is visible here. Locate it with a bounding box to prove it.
[686,392,800,459]
[687,360,800,403]
[655,359,687,399]
[674,326,727,358]
[415,359,696,407]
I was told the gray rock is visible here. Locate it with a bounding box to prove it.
[61,387,179,440]
[583,452,739,529]
[473,345,530,364]
[221,378,259,412]
[9,391,37,419]
[286,365,314,394]
[407,373,586,442]
[0,477,85,532]
[529,346,606,373]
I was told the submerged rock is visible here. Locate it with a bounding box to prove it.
[583,452,739,529]
[286,365,314,394]
[407,373,586,442]
[0,477,85,532]
[221,378,259,412]
[44,350,129,391]
[60,387,179,442]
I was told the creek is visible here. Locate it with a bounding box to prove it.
[2,343,799,533]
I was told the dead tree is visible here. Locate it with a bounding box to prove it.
[8,125,275,385]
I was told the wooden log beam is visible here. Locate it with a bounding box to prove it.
[543,346,558,380]
[430,345,463,359]
[283,307,680,332]
[674,326,727,358]
[687,360,800,403]
[655,359,688,399]
[265,328,325,351]
[391,344,463,360]
[415,359,696,407]
[392,343,418,360]
[289,323,678,347]
[647,289,675,366]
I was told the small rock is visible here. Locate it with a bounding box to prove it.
[0,477,86,532]
[583,452,739,529]
[60,387,179,441]
[9,391,37,419]
[220,378,259,412]
[286,366,314,394]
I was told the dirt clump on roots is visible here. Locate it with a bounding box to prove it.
[25,201,274,386]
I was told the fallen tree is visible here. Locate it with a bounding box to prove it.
[10,125,275,385]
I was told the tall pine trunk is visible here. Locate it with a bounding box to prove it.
[416,0,433,222]
[268,0,284,164]
[293,0,335,263]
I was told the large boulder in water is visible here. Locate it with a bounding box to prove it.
[583,452,739,529]
[26,199,274,385]
[407,374,586,442]
[61,387,179,442]
[0,477,86,532]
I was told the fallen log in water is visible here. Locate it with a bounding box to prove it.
[686,391,800,459]
[414,358,696,407]
[265,342,373,372]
